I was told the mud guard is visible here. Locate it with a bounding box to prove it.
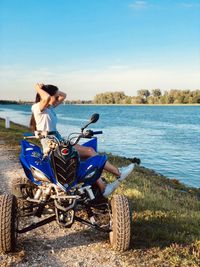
[77,154,107,185]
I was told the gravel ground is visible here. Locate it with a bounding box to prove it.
[0,143,125,267]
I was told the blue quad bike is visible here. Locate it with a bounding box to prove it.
[0,114,140,253]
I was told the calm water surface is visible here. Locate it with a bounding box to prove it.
[0,104,199,188]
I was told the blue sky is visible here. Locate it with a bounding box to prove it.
[0,0,200,100]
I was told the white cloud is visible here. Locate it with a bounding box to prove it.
[129,1,148,10]
[0,65,200,101]
[180,2,200,8]
[129,1,200,10]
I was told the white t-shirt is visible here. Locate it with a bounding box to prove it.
[31,103,57,132]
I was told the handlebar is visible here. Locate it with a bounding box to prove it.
[23,129,103,147]
[23,133,38,139]
[23,131,48,139]
[92,131,103,135]
[83,130,103,138]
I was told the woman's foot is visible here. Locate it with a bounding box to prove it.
[103,180,120,198]
[103,163,134,198]
[118,163,134,181]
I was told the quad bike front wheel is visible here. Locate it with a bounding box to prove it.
[109,194,131,252]
[0,194,18,253]
[11,176,34,215]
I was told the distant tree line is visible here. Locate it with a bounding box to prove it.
[64,100,92,105]
[0,100,34,105]
[0,100,19,104]
[0,99,93,105]
[93,89,200,104]
[1,89,200,105]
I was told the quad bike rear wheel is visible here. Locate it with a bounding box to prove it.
[109,194,131,252]
[0,194,18,253]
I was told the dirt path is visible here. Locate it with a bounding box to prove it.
[0,143,125,267]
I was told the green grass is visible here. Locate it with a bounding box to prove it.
[0,118,30,146]
[0,118,200,266]
[103,155,200,266]
[0,118,39,151]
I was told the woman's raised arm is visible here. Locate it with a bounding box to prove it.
[35,83,51,111]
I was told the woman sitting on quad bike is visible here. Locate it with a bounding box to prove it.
[0,83,139,254]
[30,83,134,197]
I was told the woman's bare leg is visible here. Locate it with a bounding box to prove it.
[104,161,120,176]
[74,144,97,158]
[96,178,106,192]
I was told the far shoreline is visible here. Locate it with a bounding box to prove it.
[0,102,200,107]
[69,103,200,106]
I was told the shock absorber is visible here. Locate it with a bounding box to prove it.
[34,188,42,200]
[34,185,52,217]
[78,185,95,200]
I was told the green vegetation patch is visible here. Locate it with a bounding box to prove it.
[103,155,200,266]
[0,118,30,147]
[93,89,200,104]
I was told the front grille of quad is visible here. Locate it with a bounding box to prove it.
[51,153,78,187]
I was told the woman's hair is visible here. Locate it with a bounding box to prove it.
[30,84,58,131]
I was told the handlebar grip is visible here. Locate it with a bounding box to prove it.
[93,131,103,135]
[23,133,38,139]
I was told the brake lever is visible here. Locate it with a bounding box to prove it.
[84,130,93,138]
